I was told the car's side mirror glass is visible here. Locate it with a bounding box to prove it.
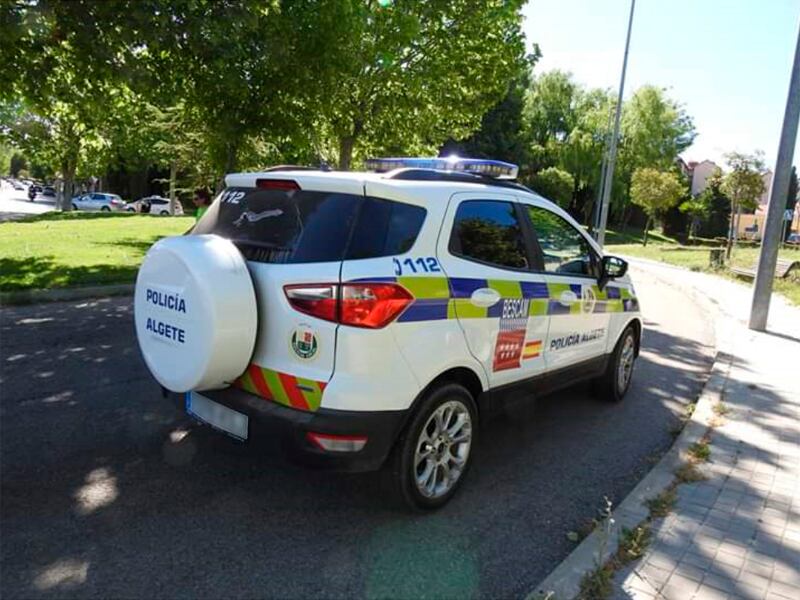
[599,255,628,289]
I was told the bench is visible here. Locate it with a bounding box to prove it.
[729,258,800,279]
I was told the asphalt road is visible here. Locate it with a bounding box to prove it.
[0,265,715,599]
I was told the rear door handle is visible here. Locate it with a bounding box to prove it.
[559,290,578,306]
[470,288,501,308]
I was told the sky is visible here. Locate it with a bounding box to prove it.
[522,0,800,170]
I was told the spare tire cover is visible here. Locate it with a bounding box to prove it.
[134,234,257,392]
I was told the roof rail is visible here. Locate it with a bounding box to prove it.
[386,168,535,194]
[261,165,322,173]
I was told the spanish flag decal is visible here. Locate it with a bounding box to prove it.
[522,340,543,360]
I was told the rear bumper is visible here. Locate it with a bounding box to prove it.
[193,386,407,472]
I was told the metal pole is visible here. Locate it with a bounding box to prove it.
[749,22,800,331]
[593,105,614,234]
[596,0,636,248]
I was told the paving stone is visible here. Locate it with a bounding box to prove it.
[767,580,800,600]
[661,574,701,600]
[694,583,733,599]
[674,561,706,582]
[683,551,714,570]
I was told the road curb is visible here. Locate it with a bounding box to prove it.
[0,284,134,306]
[526,261,730,600]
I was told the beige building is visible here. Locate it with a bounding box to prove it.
[678,158,720,196]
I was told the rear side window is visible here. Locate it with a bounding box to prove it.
[193,187,361,263]
[449,200,529,269]
[346,197,426,259]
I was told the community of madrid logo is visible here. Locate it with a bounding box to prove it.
[291,324,318,360]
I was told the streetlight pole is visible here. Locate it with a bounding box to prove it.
[749,22,800,331]
[595,0,636,248]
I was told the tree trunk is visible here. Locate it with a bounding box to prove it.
[338,136,354,171]
[169,161,177,215]
[643,215,652,246]
[60,159,76,212]
[725,198,738,259]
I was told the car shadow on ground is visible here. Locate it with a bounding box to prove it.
[0,298,714,599]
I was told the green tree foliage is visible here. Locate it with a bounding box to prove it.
[616,86,696,223]
[630,168,685,245]
[679,192,710,238]
[721,151,766,257]
[447,65,537,167]
[697,169,732,239]
[314,0,529,169]
[532,167,574,208]
[521,73,695,226]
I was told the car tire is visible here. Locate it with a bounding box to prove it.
[71,204,78,211]
[160,210,169,216]
[593,325,637,402]
[390,383,477,511]
[101,206,111,212]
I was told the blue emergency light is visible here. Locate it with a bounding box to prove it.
[365,156,519,180]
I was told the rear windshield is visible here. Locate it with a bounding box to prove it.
[192,187,426,264]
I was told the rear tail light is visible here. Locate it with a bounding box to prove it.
[256,178,300,191]
[340,283,413,328]
[284,282,413,328]
[284,285,337,322]
[306,432,367,453]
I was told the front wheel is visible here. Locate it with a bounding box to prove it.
[71,203,78,211]
[391,383,477,510]
[594,325,638,402]
[101,206,111,212]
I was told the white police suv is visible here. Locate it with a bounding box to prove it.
[134,157,641,509]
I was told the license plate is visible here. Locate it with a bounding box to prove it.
[186,392,248,440]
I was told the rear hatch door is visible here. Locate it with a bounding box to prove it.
[192,174,364,411]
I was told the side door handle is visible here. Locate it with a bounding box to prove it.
[470,287,501,308]
[559,290,578,306]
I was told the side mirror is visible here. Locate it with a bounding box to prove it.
[599,255,628,289]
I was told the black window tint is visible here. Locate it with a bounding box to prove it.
[527,206,598,277]
[450,200,529,269]
[346,197,426,259]
[192,187,360,264]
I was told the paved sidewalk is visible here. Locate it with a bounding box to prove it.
[612,262,800,600]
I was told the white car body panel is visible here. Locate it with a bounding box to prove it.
[217,170,642,414]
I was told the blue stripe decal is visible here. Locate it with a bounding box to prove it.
[569,283,582,296]
[448,277,488,298]
[549,300,571,315]
[487,302,504,319]
[352,276,398,283]
[606,286,621,299]
[398,299,449,322]
[520,281,550,299]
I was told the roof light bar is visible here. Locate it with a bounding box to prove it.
[365,156,519,180]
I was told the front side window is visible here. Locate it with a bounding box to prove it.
[526,206,598,277]
[449,200,529,269]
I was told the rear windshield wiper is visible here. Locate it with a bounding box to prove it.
[231,239,293,251]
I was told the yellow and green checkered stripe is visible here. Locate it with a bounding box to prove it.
[352,276,638,322]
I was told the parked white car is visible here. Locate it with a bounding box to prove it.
[126,196,184,216]
[134,157,642,509]
[72,192,126,212]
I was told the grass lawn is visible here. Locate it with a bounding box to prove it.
[0,212,194,292]
[606,236,800,306]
